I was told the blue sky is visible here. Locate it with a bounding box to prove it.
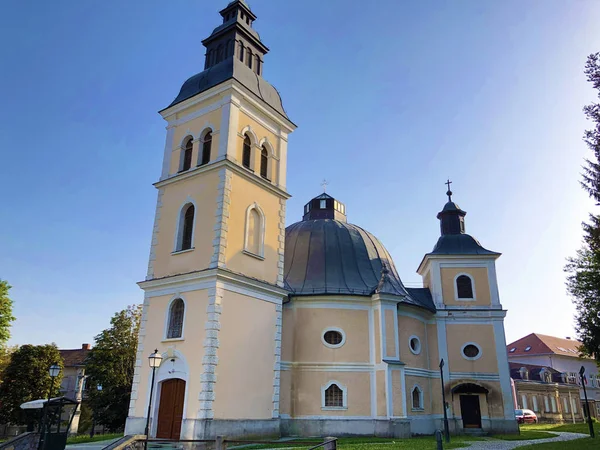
[1,0,599,348]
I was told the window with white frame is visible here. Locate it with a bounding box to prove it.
[455,274,474,299]
[244,204,265,257]
[320,199,326,209]
[409,336,421,355]
[532,395,539,412]
[199,130,212,166]
[544,396,550,412]
[521,394,528,410]
[563,397,569,414]
[572,398,578,413]
[180,137,193,172]
[322,382,346,409]
[166,298,185,339]
[551,396,557,413]
[411,386,423,410]
[175,203,195,252]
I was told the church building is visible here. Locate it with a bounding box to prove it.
[125,1,517,438]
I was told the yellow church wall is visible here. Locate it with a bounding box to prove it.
[133,289,209,418]
[236,111,280,181]
[446,324,498,373]
[426,324,439,370]
[292,308,369,363]
[279,370,292,416]
[376,370,386,416]
[430,378,444,414]
[291,371,371,416]
[405,375,432,415]
[397,316,428,368]
[441,267,491,306]
[170,108,223,175]
[384,309,396,358]
[281,307,294,361]
[392,370,405,417]
[213,290,276,419]
[152,171,220,279]
[224,173,281,285]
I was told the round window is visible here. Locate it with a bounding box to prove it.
[409,336,421,355]
[463,344,480,359]
[324,330,343,346]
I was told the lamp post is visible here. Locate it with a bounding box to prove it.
[48,364,60,400]
[144,350,163,450]
[40,364,61,450]
[579,366,595,438]
[90,384,102,438]
[439,359,450,443]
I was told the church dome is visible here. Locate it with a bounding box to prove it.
[283,194,435,311]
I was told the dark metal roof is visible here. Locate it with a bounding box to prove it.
[284,219,436,312]
[430,234,499,256]
[164,58,290,120]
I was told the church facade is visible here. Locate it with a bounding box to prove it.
[125,1,517,439]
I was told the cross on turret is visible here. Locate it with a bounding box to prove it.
[445,179,453,201]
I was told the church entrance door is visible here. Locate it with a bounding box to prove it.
[460,395,482,428]
[156,378,185,439]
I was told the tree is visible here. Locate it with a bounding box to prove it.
[566,52,600,363]
[0,344,63,425]
[85,305,141,431]
[0,280,16,347]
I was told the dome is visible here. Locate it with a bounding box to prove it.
[283,218,435,311]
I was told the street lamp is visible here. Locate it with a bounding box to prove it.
[48,364,60,400]
[439,359,450,443]
[579,366,595,438]
[90,384,103,438]
[144,350,163,450]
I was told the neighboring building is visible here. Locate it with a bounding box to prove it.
[59,343,91,434]
[509,362,582,423]
[507,333,600,419]
[124,0,517,439]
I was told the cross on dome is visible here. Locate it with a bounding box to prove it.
[445,179,453,201]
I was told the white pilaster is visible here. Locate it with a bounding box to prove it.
[218,95,241,161]
[161,125,176,180]
[493,319,516,419]
[277,134,288,189]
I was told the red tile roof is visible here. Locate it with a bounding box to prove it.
[506,333,584,358]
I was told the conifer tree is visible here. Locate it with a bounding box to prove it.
[566,53,600,362]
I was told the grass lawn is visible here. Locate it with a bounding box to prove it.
[517,437,597,449]
[521,422,600,435]
[490,430,556,441]
[66,433,123,445]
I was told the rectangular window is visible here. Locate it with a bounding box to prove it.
[572,398,577,413]
[532,396,539,412]
[320,200,326,209]
[563,397,569,413]
[544,396,550,412]
[551,397,557,413]
[521,394,528,410]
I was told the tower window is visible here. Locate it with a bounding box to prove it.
[411,386,423,410]
[242,135,252,169]
[324,384,343,408]
[260,146,268,179]
[180,138,193,172]
[320,200,326,209]
[244,204,265,257]
[216,44,224,63]
[166,298,185,339]
[461,343,481,360]
[456,274,474,299]
[200,131,212,166]
[409,336,421,355]
[175,203,195,252]
[239,42,245,62]
[246,48,253,69]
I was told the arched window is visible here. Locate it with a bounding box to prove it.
[324,384,343,407]
[176,203,195,251]
[239,42,245,62]
[260,146,268,179]
[181,138,193,172]
[246,48,253,69]
[411,386,423,410]
[246,208,261,255]
[200,131,212,166]
[242,135,252,169]
[216,44,224,63]
[456,274,474,299]
[167,298,185,339]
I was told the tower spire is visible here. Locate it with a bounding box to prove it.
[437,182,466,235]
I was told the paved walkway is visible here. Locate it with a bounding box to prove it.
[65,438,121,450]
[464,432,589,449]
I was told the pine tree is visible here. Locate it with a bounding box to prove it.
[566,53,600,362]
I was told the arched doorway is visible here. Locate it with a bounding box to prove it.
[156,378,185,439]
[452,383,489,429]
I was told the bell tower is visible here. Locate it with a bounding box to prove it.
[126,1,296,439]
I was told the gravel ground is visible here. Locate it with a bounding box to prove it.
[464,432,589,449]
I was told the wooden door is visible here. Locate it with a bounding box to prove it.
[460,395,482,428]
[156,379,185,439]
